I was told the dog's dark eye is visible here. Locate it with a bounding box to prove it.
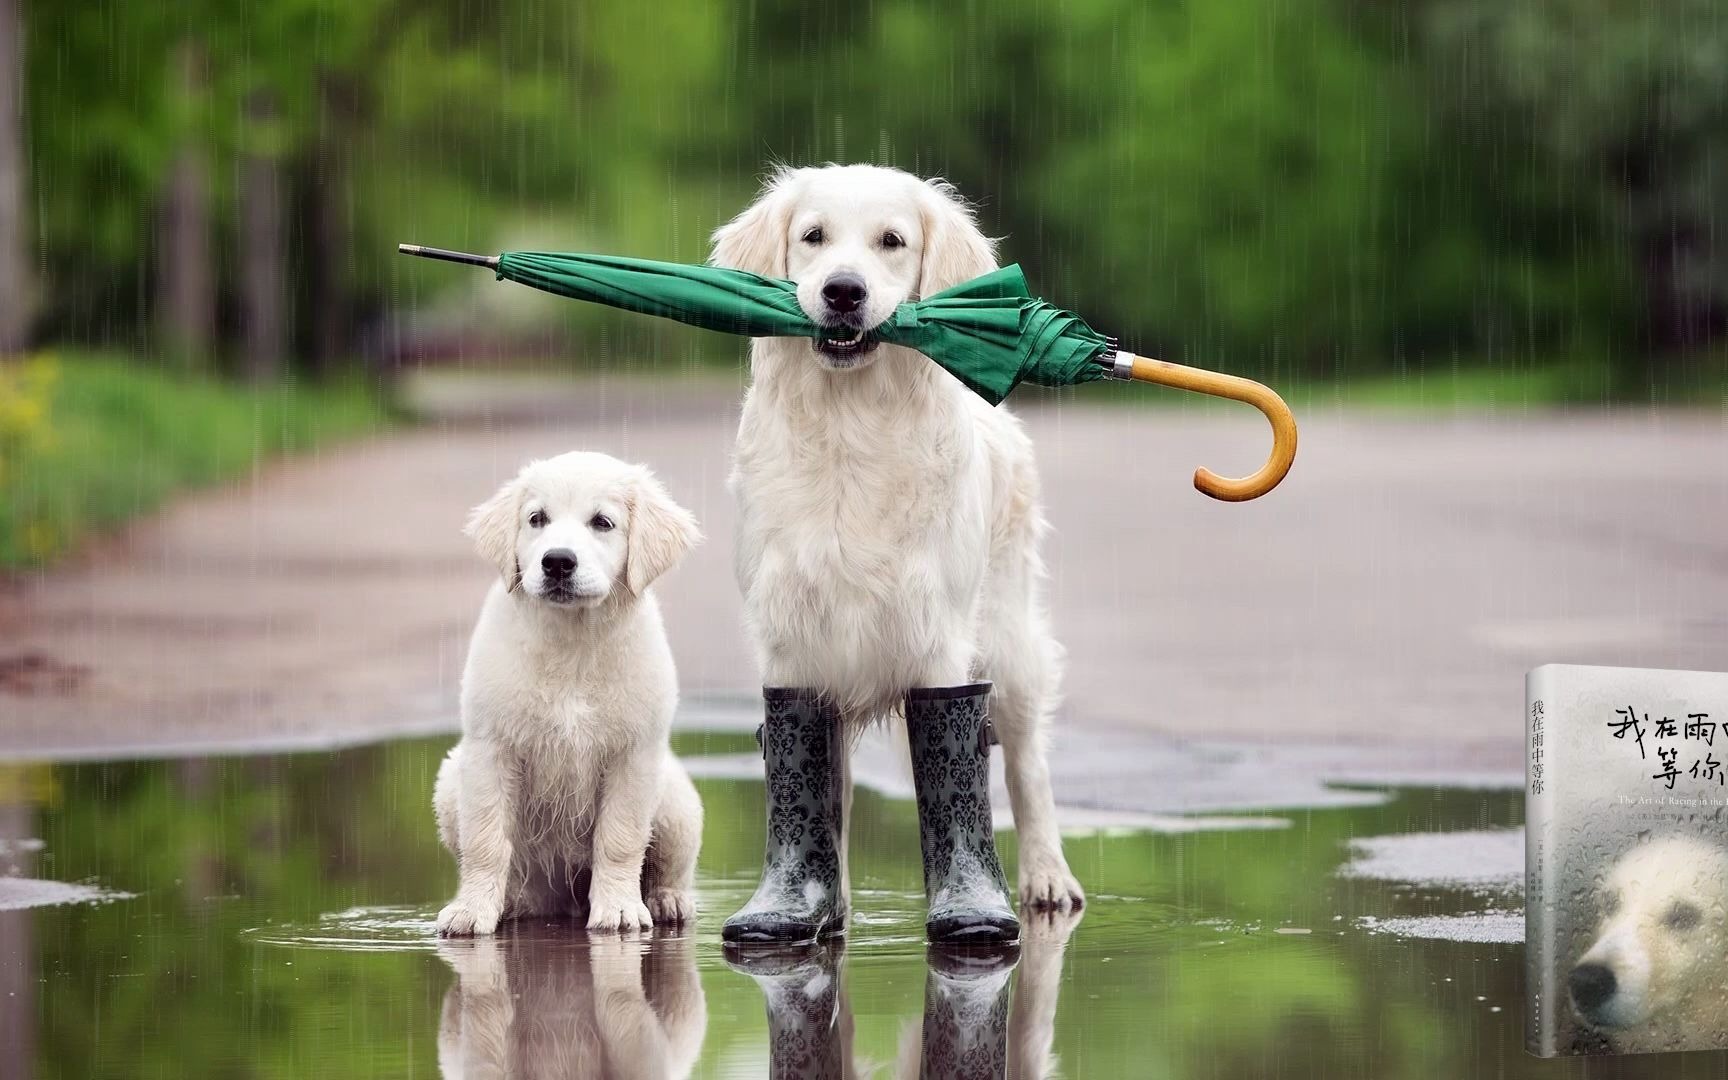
[528,509,548,529]
[1664,901,1702,931]
[801,227,824,245]
[589,514,615,532]
[881,231,905,250]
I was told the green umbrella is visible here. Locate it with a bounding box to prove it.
[399,244,1296,501]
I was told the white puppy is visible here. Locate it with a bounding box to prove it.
[435,451,704,936]
[1570,834,1728,1052]
[713,164,1083,909]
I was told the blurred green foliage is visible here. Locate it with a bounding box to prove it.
[0,353,388,568]
[10,0,1727,390]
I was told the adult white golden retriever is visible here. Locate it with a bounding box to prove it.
[712,164,1083,910]
[435,451,705,936]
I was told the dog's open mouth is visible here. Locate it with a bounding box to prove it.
[813,326,880,362]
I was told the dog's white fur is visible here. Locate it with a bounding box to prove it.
[435,451,704,936]
[1572,834,1728,1051]
[713,163,1082,909]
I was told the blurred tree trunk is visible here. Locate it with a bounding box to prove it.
[241,89,286,383]
[159,42,213,371]
[0,0,31,357]
[304,73,357,376]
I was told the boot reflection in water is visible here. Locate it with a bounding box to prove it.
[730,907,1084,1079]
[897,906,1085,1080]
[435,927,706,1079]
[727,940,850,1080]
[914,947,1017,1080]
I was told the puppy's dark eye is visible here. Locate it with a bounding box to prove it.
[881,231,905,250]
[528,509,548,529]
[1664,901,1702,931]
[801,227,824,245]
[589,514,615,532]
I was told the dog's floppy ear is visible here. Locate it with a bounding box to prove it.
[710,169,794,277]
[624,469,702,597]
[466,478,524,593]
[918,178,999,297]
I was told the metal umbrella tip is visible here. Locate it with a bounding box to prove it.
[396,244,499,269]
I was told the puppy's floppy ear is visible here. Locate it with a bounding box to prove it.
[917,177,999,297]
[624,469,702,597]
[710,168,795,277]
[465,478,524,593]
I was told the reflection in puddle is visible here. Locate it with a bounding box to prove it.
[5,735,1728,1077]
[437,928,706,1078]
[724,908,1078,1079]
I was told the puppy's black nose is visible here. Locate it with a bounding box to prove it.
[1569,963,1617,1012]
[541,549,577,579]
[821,272,867,314]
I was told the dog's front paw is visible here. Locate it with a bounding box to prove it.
[646,887,696,926]
[1019,858,1085,912]
[587,894,654,934]
[437,896,502,937]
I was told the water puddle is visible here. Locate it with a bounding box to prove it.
[246,904,444,953]
[1339,829,1524,889]
[1,734,1724,1076]
[0,876,130,911]
[1359,910,1525,944]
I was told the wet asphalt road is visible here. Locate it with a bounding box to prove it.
[1,373,1722,780]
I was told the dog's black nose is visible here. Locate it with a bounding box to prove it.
[1569,963,1617,1012]
[541,549,577,579]
[821,272,867,314]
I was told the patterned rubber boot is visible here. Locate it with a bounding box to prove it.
[920,947,1018,1079]
[722,688,846,945]
[725,942,846,1080]
[907,682,1021,945]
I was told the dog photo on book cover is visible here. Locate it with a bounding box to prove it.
[1526,664,1728,1058]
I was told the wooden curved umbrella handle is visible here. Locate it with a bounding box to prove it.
[1111,352,1298,502]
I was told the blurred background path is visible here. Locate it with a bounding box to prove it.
[3,374,1721,771]
[4,0,1728,778]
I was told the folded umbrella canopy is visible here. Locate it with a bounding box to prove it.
[399,245,1297,501]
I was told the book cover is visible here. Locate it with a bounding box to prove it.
[1526,664,1728,1057]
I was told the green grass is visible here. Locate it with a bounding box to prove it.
[1043,354,1728,411]
[0,353,392,569]
[1286,359,1618,410]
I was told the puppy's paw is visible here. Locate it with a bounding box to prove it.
[437,897,502,937]
[587,895,654,934]
[646,887,696,926]
[1018,859,1085,913]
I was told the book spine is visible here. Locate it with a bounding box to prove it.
[1525,666,1557,1057]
